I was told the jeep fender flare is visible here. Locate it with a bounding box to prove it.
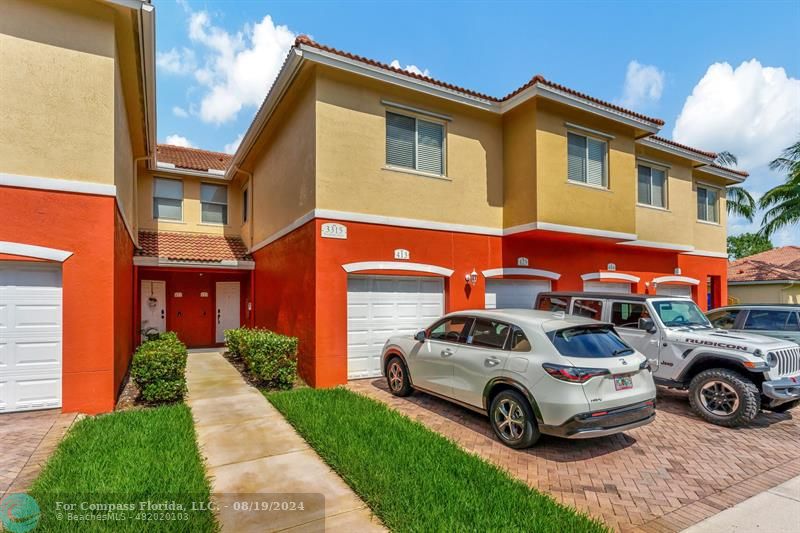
[676,352,763,382]
[482,378,544,424]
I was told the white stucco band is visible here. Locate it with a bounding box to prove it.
[0,241,73,262]
[342,261,454,277]
[482,268,561,280]
[652,275,700,286]
[581,272,641,283]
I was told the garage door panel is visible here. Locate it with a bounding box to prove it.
[485,279,551,309]
[0,262,62,412]
[347,275,444,379]
[583,281,632,294]
[656,284,692,298]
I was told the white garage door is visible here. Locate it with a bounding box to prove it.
[0,263,62,412]
[485,279,551,309]
[347,275,444,379]
[657,284,692,298]
[583,281,632,294]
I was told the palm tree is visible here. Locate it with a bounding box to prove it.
[759,139,800,237]
[716,151,756,222]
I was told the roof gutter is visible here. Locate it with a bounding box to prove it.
[636,137,715,166]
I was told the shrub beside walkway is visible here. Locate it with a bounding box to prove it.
[186,350,384,532]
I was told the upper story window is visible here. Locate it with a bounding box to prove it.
[637,164,667,208]
[386,111,445,175]
[567,132,607,188]
[242,187,249,223]
[153,177,183,221]
[201,183,228,225]
[697,185,719,223]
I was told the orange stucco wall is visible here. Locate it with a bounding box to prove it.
[0,185,121,413]
[254,219,727,388]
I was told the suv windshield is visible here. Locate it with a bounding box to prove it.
[547,325,634,358]
[652,300,711,328]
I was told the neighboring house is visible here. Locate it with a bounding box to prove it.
[0,1,749,414]
[728,247,800,304]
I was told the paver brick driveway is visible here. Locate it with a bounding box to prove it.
[349,379,800,532]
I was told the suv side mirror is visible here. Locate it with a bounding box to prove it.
[414,330,427,343]
[638,317,657,333]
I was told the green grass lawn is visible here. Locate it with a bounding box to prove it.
[28,404,217,532]
[267,387,607,533]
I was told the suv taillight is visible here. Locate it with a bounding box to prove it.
[542,363,610,383]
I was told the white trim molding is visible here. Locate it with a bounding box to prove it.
[1,172,116,197]
[618,240,694,252]
[317,209,502,237]
[343,261,454,277]
[637,137,715,165]
[482,268,561,280]
[0,241,73,262]
[581,272,640,283]
[504,221,637,241]
[729,280,798,286]
[250,210,317,253]
[133,257,255,270]
[681,249,728,259]
[652,275,700,286]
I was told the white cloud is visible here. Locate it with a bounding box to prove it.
[673,59,800,171]
[390,59,430,78]
[619,60,665,108]
[172,106,189,118]
[164,134,194,148]
[187,10,296,124]
[223,133,244,154]
[156,47,196,75]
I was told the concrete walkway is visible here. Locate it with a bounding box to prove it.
[682,475,800,533]
[186,350,384,532]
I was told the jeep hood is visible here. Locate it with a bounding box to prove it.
[669,328,795,352]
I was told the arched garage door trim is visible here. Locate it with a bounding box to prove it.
[342,261,453,277]
[0,241,72,262]
[581,272,640,283]
[652,275,700,285]
[482,267,561,280]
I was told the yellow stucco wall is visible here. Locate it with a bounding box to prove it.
[502,99,537,228]
[114,52,135,227]
[314,66,504,229]
[729,283,800,304]
[533,100,637,234]
[692,169,728,254]
[246,67,317,245]
[0,0,116,184]
[137,171,242,236]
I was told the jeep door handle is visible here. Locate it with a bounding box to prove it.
[441,349,454,357]
[486,356,501,366]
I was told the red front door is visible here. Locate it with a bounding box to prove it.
[168,273,215,347]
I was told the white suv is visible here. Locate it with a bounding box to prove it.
[381,309,657,448]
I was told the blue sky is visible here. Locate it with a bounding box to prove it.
[153,0,800,244]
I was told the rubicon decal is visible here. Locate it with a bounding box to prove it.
[684,338,749,351]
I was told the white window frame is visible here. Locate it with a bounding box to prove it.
[200,182,229,226]
[384,110,448,178]
[637,162,669,209]
[696,182,720,224]
[152,177,183,222]
[566,130,609,189]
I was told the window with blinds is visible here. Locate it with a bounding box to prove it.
[153,177,183,220]
[637,164,667,207]
[567,132,607,187]
[201,183,228,225]
[386,111,445,175]
[697,185,718,223]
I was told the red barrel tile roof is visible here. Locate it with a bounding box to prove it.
[156,145,232,172]
[648,136,718,159]
[136,231,251,262]
[728,246,800,282]
[294,35,665,126]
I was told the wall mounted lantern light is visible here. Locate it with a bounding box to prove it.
[465,269,478,286]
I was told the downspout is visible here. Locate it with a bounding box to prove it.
[131,155,152,248]
[780,281,798,303]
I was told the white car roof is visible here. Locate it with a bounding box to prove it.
[443,309,606,332]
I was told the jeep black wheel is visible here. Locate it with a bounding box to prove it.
[688,368,760,427]
[385,357,413,397]
[489,390,540,449]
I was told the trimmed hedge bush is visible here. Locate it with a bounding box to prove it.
[225,328,298,389]
[131,331,188,403]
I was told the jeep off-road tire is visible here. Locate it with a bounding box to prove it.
[489,390,540,449]
[385,356,413,397]
[688,368,760,427]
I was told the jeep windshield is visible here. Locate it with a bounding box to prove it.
[652,300,711,328]
[547,325,635,358]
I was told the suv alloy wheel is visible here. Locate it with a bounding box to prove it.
[386,356,413,397]
[688,368,761,427]
[489,389,540,449]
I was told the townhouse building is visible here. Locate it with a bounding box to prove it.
[0,1,748,413]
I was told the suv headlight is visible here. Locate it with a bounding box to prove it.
[765,352,779,368]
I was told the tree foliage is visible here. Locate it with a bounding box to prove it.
[727,232,773,260]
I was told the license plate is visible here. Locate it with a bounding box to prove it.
[614,375,633,391]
